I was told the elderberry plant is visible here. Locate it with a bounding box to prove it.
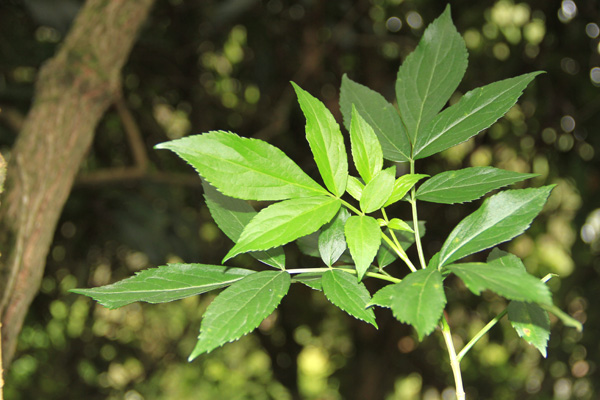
[73,6,582,399]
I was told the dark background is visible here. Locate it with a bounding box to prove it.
[0,0,598,399]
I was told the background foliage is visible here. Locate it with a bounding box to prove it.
[0,0,598,399]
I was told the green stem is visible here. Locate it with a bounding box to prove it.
[381,233,417,272]
[381,208,417,272]
[339,198,363,216]
[286,267,401,284]
[409,160,427,269]
[457,309,507,363]
[441,315,466,400]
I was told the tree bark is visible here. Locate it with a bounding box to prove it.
[0,0,155,368]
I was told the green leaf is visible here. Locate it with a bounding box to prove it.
[384,174,429,207]
[292,82,348,196]
[340,74,411,162]
[437,186,554,268]
[350,105,383,183]
[508,301,550,357]
[296,232,321,258]
[360,166,396,213]
[321,270,377,327]
[487,248,525,270]
[203,181,285,269]
[319,208,350,266]
[413,72,543,159]
[156,131,327,200]
[345,215,382,281]
[446,263,552,305]
[395,5,468,144]
[189,271,290,359]
[224,196,341,261]
[377,222,425,269]
[388,218,414,233]
[70,264,256,309]
[368,283,398,309]
[416,167,537,204]
[346,175,364,201]
[292,273,323,291]
[389,269,446,340]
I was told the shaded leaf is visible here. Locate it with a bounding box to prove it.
[189,271,290,359]
[413,72,543,159]
[203,181,285,269]
[416,167,537,204]
[292,82,348,196]
[350,105,383,183]
[508,301,550,357]
[390,269,446,340]
[437,186,554,268]
[157,131,327,200]
[71,264,256,309]
[322,270,377,327]
[345,215,382,281]
[319,208,350,266]
[447,262,552,305]
[396,5,468,144]
[340,74,411,162]
[292,273,323,291]
[224,196,341,261]
[368,283,398,309]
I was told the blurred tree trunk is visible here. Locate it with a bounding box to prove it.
[0,0,155,368]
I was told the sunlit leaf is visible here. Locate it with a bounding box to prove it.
[319,207,350,266]
[396,4,468,144]
[189,271,290,358]
[345,215,382,281]
[360,166,396,213]
[350,105,383,183]
[71,264,256,309]
[416,167,537,204]
[156,131,327,200]
[508,301,550,357]
[340,74,411,162]
[436,186,554,268]
[203,181,285,269]
[224,196,341,261]
[293,82,348,197]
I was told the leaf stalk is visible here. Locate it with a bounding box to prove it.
[441,315,466,400]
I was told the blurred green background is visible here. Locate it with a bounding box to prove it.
[0,0,598,399]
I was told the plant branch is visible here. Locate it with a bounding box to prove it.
[286,267,401,284]
[409,161,427,269]
[381,232,417,272]
[441,315,466,400]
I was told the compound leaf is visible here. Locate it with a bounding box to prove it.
[71,264,256,309]
[224,196,341,261]
[157,131,327,200]
[437,186,554,268]
[322,269,377,327]
[189,271,290,359]
[340,74,411,162]
[292,82,348,197]
[416,167,537,204]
